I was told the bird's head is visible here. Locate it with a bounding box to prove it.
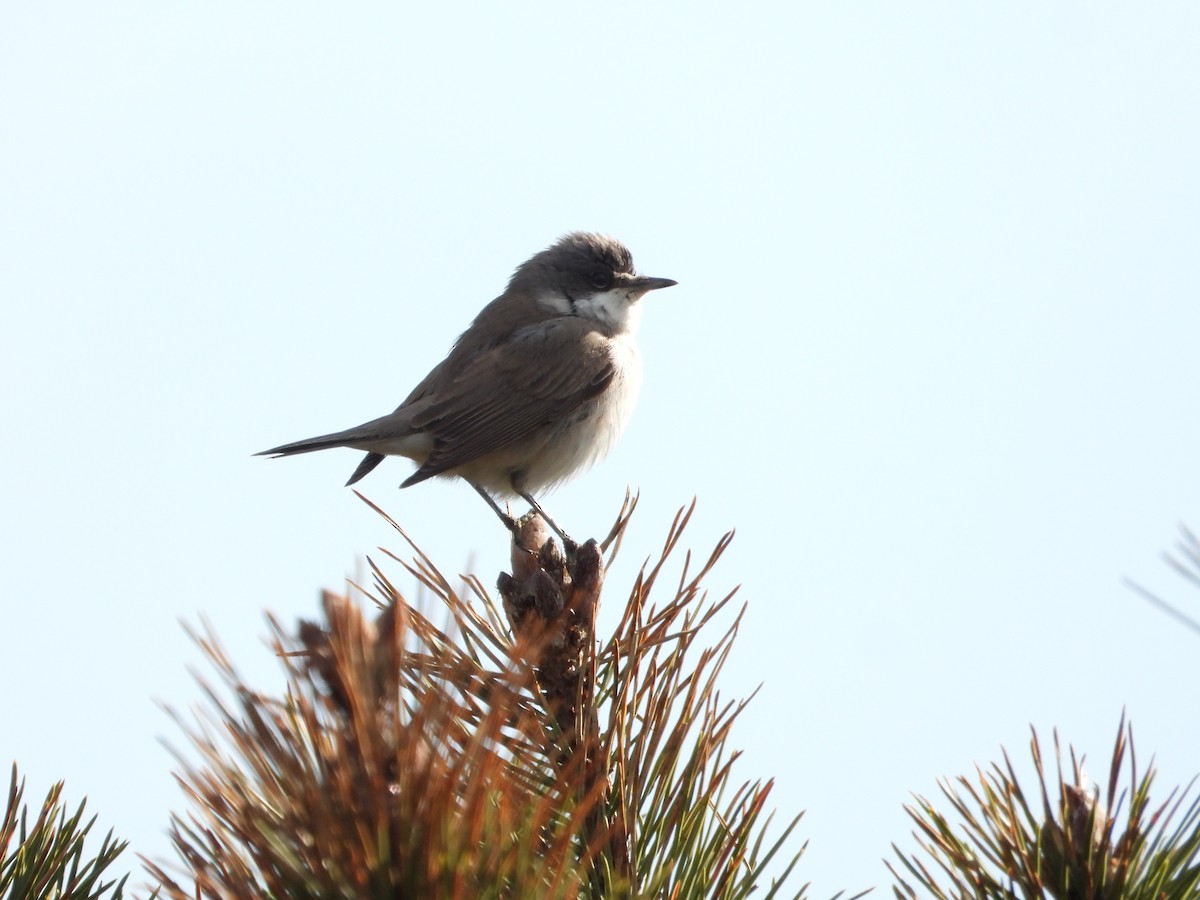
[513,232,677,332]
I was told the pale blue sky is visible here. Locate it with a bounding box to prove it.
[2,3,1199,894]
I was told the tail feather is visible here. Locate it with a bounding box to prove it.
[255,433,357,458]
[258,415,419,486]
[346,452,386,486]
[257,433,389,487]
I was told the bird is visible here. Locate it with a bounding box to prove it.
[256,232,676,547]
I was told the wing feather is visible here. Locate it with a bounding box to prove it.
[401,318,613,485]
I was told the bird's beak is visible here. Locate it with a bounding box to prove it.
[625,275,678,297]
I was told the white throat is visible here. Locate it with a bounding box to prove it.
[538,288,643,334]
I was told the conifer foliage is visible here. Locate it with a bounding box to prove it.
[889,715,1200,899]
[148,497,806,898]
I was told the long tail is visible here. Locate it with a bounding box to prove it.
[254,432,357,458]
[255,433,389,487]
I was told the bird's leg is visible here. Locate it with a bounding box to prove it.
[470,482,520,536]
[518,491,577,556]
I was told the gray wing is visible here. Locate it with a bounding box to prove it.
[401,318,614,486]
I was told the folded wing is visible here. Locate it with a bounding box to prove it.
[401,318,613,486]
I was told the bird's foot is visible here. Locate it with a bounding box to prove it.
[541,521,578,561]
[516,492,578,557]
[500,510,520,536]
[506,508,574,559]
[559,533,579,559]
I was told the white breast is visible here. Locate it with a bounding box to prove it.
[522,332,642,492]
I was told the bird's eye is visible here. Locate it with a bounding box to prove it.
[589,269,612,290]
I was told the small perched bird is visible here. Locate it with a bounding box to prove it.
[257,232,676,543]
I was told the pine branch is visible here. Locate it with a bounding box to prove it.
[0,763,136,899]
[888,713,1200,899]
[149,495,809,898]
